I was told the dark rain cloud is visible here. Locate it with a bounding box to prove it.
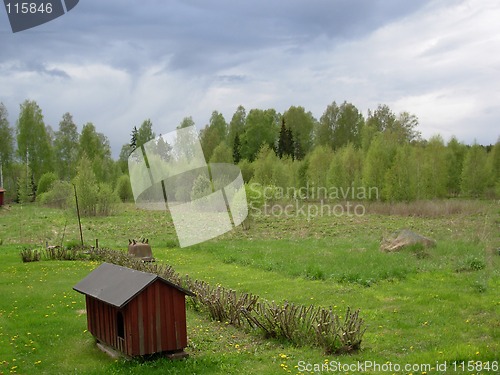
[0,0,431,75]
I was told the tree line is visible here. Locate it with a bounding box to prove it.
[0,99,498,210]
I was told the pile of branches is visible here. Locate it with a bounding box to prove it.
[89,247,366,354]
[20,246,87,262]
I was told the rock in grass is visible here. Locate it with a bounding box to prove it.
[380,229,436,252]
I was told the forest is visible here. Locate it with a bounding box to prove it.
[0,99,499,213]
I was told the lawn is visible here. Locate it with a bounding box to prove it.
[0,200,499,374]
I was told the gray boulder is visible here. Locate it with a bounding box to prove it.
[380,229,436,252]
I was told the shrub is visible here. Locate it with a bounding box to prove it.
[115,174,133,202]
[238,159,254,183]
[97,183,120,216]
[191,173,213,200]
[74,155,98,216]
[37,172,57,195]
[38,180,73,208]
[455,255,486,272]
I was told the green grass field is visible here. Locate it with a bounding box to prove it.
[0,201,499,374]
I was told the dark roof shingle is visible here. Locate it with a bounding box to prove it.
[73,262,193,308]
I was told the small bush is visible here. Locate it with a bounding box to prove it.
[191,173,213,200]
[97,183,120,216]
[455,255,486,272]
[38,180,73,208]
[115,174,133,202]
[74,154,98,216]
[37,172,57,195]
[238,159,254,183]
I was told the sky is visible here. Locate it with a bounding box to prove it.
[1,0,499,157]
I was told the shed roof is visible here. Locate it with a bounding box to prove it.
[73,262,194,308]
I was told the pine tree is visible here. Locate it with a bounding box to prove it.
[277,119,294,159]
[130,126,138,150]
[233,134,241,164]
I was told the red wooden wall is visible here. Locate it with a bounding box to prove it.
[85,280,188,356]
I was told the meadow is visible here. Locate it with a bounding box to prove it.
[0,200,499,374]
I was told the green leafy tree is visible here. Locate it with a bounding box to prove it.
[240,108,280,161]
[155,136,173,162]
[420,135,448,198]
[118,144,134,173]
[362,133,396,200]
[190,173,212,200]
[460,143,489,197]
[306,145,334,198]
[0,103,14,188]
[486,138,500,196]
[74,154,98,216]
[16,100,53,188]
[365,105,420,144]
[328,143,363,195]
[228,105,246,151]
[200,111,227,161]
[136,119,155,148]
[383,144,417,201]
[238,159,254,183]
[115,174,133,202]
[252,145,276,187]
[210,142,233,163]
[78,122,114,183]
[96,183,119,216]
[316,101,364,150]
[78,122,103,160]
[396,111,421,143]
[283,106,315,157]
[252,144,289,190]
[17,164,35,203]
[174,117,199,164]
[178,116,195,129]
[53,112,79,181]
[365,104,397,133]
[446,137,467,196]
[37,172,57,196]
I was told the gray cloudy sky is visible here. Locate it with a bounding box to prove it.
[1,0,499,156]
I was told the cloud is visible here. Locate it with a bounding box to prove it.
[0,0,498,158]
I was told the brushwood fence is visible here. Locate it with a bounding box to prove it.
[20,245,366,354]
[88,247,366,354]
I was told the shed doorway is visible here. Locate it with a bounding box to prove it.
[117,311,125,339]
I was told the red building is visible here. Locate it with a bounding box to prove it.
[0,188,5,207]
[73,262,194,357]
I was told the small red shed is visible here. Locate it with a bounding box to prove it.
[0,188,5,207]
[73,262,194,357]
